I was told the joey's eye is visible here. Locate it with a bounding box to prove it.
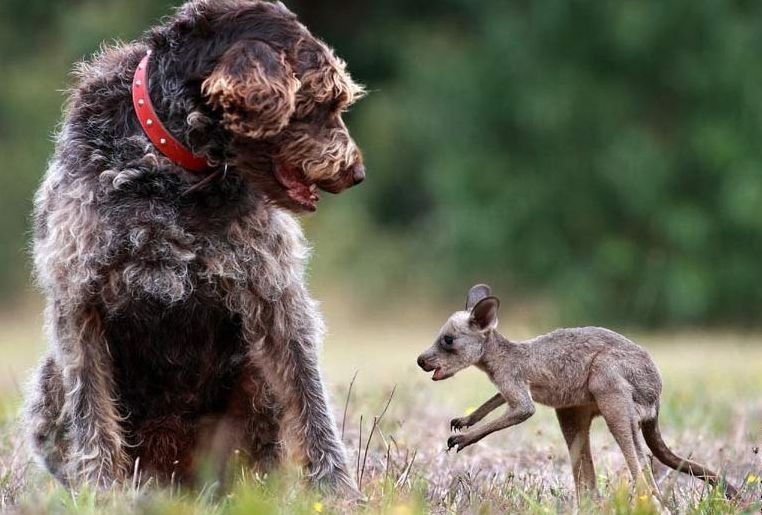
[443,335,454,346]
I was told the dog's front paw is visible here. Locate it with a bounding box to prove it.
[312,467,364,502]
[71,446,129,488]
[450,416,472,432]
[447,433,471,453]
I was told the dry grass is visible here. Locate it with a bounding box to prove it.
[1,300,761,514]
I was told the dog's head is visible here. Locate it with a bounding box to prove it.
[417,285,500,381]
[153,1,366,212]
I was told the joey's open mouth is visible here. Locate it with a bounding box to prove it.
[432,367,452,381]
[274,164,321,212]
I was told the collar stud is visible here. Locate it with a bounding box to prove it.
[131,53,211,173]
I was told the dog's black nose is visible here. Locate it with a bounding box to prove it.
[417,355,430,371]
[351,163,365,185]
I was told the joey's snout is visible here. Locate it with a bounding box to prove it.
[417,353,434,372]
[417,348,452,381]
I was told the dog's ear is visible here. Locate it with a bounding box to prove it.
[294,49,366,119]
[203,40,299,139]
[469,296,500,331]
[466,284,492,311]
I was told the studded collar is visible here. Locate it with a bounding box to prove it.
[131,51,211,173]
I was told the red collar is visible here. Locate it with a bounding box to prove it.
[132,52,211,173]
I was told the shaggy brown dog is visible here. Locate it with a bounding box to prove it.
[25,0,365,495]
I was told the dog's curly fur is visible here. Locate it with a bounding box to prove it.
[24,0,365,495]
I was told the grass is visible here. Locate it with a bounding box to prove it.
[1,300,761,514]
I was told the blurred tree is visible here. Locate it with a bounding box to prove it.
[302,0,762,326]
[3,0,762,327]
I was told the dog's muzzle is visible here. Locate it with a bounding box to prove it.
[318,162,366,193]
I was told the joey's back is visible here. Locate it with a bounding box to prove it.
[485,327,662,409]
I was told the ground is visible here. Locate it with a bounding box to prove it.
[1,299,761,514]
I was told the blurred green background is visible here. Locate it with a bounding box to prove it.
[1,3,762,512]
[2,0,762,327]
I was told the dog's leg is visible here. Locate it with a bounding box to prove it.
[240,369,282,474]
[556,406,597,501]
[25,355,70,484]
[53,303,129,486]
[195,370,282,486]
[243,292,358,497]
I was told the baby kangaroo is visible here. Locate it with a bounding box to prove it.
[416,284,736,500]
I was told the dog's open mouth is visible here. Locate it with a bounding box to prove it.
[274,164,321,212]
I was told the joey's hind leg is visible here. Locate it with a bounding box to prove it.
[631,417,661,497]
[556,406,597,499]
[595,394,651,488]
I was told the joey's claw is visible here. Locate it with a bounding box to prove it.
[447,434,468,452]
[450,417,469,432]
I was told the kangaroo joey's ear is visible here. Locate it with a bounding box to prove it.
[466,284,492,311]
[470,296,500,331]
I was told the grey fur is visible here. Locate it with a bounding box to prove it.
[417,285,737,500]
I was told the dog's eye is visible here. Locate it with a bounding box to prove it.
[329,98,343,112]
[443,335,454,346]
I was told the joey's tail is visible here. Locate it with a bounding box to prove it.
[642,414,737,499]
